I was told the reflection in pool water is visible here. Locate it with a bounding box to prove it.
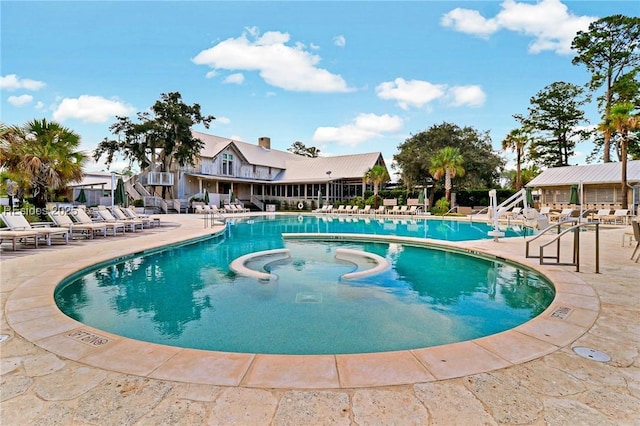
[55,216,553,355]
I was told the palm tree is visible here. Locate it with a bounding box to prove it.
[429,147,465,204]
[501,127,530,190]
[608,102,639,209]
[0,119,86,214]
[364,164,390,208]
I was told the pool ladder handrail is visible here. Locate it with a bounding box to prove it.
[525,220,600,273]
[203,211,227,228]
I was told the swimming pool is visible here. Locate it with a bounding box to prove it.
[54,215,553,355]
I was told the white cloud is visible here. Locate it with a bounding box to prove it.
[224,73,245,84]
[333,35,346,47]
[52,95,136,123]
[376,78,447,110]
[441,0,596,54]
[0,74,46,91]
[441,8,499,39]
[192,28,351,93]
[376,78,486,109]
[205,70,218,79]
[35,101,45,110]
[215,116,231,124]
[312,113,403,146]
[8,94,33,107]
[448,85,486,107]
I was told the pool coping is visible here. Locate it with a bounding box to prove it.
[4,215,599,389]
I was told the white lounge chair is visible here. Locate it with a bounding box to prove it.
[605,209,630,225]
[549,208,574,222]
[96,208,140,232]
[71,208,125,236]
[0,229,39,250]
[109,206,146,229]
[48,210,107,239]
[0,211,69,245]
[389,206,401,215]
[360,205,372,215]
[125,207,161,227]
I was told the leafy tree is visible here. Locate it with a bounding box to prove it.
[515,82,591,168]
[0,119,86,215]
[393,122,503,196]
[608,102,639,208]
[501,127,531,190]
[287,141,320,157]
[572,15,640,162]
[94,92,215,198]
[364,164,390,208]
[429,147,465,204]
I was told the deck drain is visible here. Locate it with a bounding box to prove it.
[0,334,9,344]
[573,346,611,362]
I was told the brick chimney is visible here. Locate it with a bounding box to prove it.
[258,137,271,149]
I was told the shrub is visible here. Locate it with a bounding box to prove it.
[433,198,449,215]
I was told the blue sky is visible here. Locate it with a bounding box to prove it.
[2,0,637,177]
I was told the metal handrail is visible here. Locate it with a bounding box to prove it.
[525,221,600,273]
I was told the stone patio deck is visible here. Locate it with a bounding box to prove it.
[1,214,638,425]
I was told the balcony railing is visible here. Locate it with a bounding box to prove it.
[142,172,174,186]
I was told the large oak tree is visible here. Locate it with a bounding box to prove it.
[94,92,215,198]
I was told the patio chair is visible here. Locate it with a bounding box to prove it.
[0,211,69,246]
[71,208,125,236]
[124,207,160,228]
[109,207,146,229]
[350,206,360,215]
[234,203,250,213]
[604,209,630,225]
[335,205,346,214]
[407,205,419,215]
[0,229,39,250]
[538,206,551,217]
[96,208,140,232]
[398,206,409,215]
[374,205,385,215]
[631,221,640,263]
[48,210,107,239]
[389,205,401,215]
[360,205,372,215]
[549,208,574,222]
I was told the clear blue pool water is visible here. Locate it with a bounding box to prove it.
[55,215,553,355]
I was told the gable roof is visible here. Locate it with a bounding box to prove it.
[192,130,387,182]
[276,152,385,182]
[193,130,302,169]
[527,160,640,187]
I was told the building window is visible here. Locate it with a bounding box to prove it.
[222,154,234,175]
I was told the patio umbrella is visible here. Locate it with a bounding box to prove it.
[317,190,323,207]
[114,177,127,207]
[525,187,534,207]
[418,189,425,207]
[569,184,580,205]
[204,189,210,205]
[230,190,235,203]
[75,188,87,204]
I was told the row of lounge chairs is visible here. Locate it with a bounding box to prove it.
[193,203,249,214]
[1,206,160,251]
[314,204,422,215]
[497,206,634,225]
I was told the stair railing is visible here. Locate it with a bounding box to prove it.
[525,221,600,273]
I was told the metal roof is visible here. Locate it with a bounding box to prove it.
[275,152,385,182]
[193,131,302,169]
[527,160,640,187]
[192,130,386,182]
